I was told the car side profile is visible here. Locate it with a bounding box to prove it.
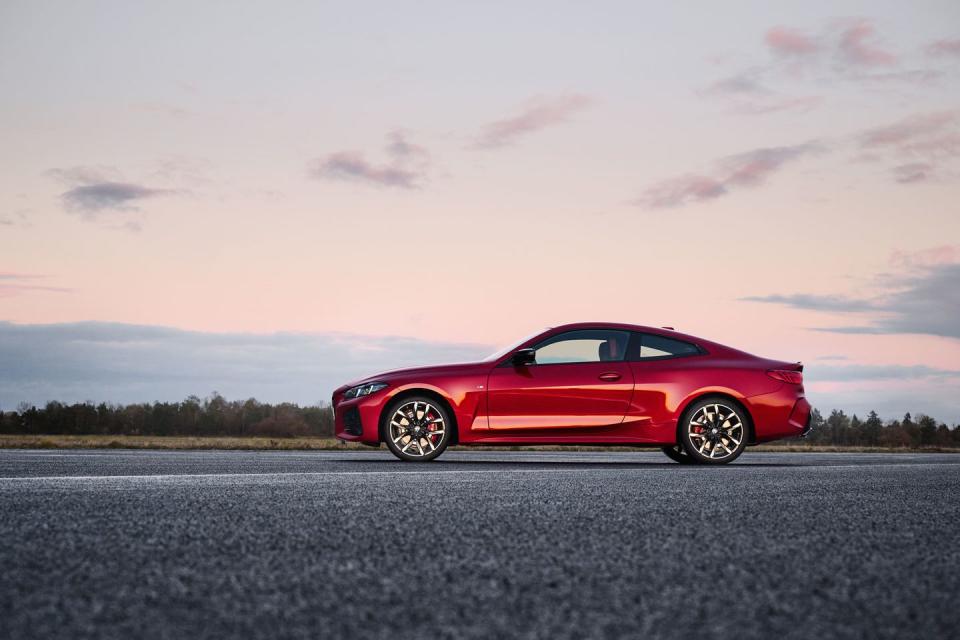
[332,322,812,464]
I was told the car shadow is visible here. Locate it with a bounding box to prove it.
[335,457,803,469]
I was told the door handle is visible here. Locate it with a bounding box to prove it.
[598,372,621,382]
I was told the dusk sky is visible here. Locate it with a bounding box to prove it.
[2,1,959,421]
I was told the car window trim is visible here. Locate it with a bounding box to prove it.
[498,329,631,367]
[627,331,708,362]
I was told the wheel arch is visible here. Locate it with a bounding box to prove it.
[674,391,756,446]
[378,387,460,445]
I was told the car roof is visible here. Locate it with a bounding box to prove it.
[545,322,744,355]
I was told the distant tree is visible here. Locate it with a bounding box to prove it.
[918,415,938,446]
[849,415,863,446]
[880,418,911,448]
[863,411,883,446]
[805,408,828,444]
[935,423,953,447]
[902,412,920,447]
[826,410,851,446]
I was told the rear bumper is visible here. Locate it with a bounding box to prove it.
[747,388,811,442]
[800,411,814,438]
[788,396,812,434]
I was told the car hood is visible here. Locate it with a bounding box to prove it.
[337,361,488,391]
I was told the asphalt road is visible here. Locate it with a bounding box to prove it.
[1,450,958,640]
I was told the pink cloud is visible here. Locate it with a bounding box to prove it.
[890,245,960,268]
[857,111,960,185]
[926,38,960,57]
[859,111,959,148]
[837,20,897,67]
[638,143,820,209]
[636,175,727,209]
[474,94,592,149]
[733,95,822,115]
[765,26,819,55]
[722,144,819,186]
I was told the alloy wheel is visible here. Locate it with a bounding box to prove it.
[686,403,744,461]
[388,400,447,458]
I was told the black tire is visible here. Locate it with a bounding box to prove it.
[381,395,452,462]
[679,396,749,465]
[661,445,695,464]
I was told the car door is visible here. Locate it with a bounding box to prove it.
[486,329,634,430]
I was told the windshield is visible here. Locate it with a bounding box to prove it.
[481,328,549,362]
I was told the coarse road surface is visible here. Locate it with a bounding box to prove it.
[1,449,958,639]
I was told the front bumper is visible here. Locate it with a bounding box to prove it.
[332,392,388,444]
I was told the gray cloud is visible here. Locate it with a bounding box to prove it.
[739,293,875,313]
[0,273,70,298]
[0,209,30,227]
[743,258,960,339]
[0,321,491,408]
[473,94,591,149]
[638,142,821,208]
[311,131,429,189]
[892,162,934,184]
[47,165,122,185]
[61,182,171,214]
[808,366,960,424]
[385,130,429,162]
[703,71,770,96]
[701,68,821,116]
[847,69,943,86]
[311,153,421,188]
[48,166,174,216]
[810,363,960,382]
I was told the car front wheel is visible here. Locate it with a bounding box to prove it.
[679,398,748,464]
[382,397,451,462]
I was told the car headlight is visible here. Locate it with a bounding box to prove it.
[343,382,388,399]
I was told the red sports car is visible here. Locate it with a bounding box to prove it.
[333,322,811,464]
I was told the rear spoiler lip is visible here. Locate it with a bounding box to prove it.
[762,360,804,372]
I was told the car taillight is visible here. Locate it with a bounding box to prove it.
[767,369,803,384]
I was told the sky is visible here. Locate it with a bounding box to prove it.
[1,1,959,422]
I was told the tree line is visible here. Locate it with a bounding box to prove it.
[804,408,959,448]
[1,395,958,447]
[1,394,334,439]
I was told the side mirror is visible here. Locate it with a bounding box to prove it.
[511,348,536,366]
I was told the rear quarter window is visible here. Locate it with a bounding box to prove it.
[628,333,702,361]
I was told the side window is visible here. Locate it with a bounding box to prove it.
[629,333,701,360]
[533,330,630,365]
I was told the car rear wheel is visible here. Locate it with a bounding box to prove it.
[661,446,694,464]
[382,397,451,462]
[680,398,748,464]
